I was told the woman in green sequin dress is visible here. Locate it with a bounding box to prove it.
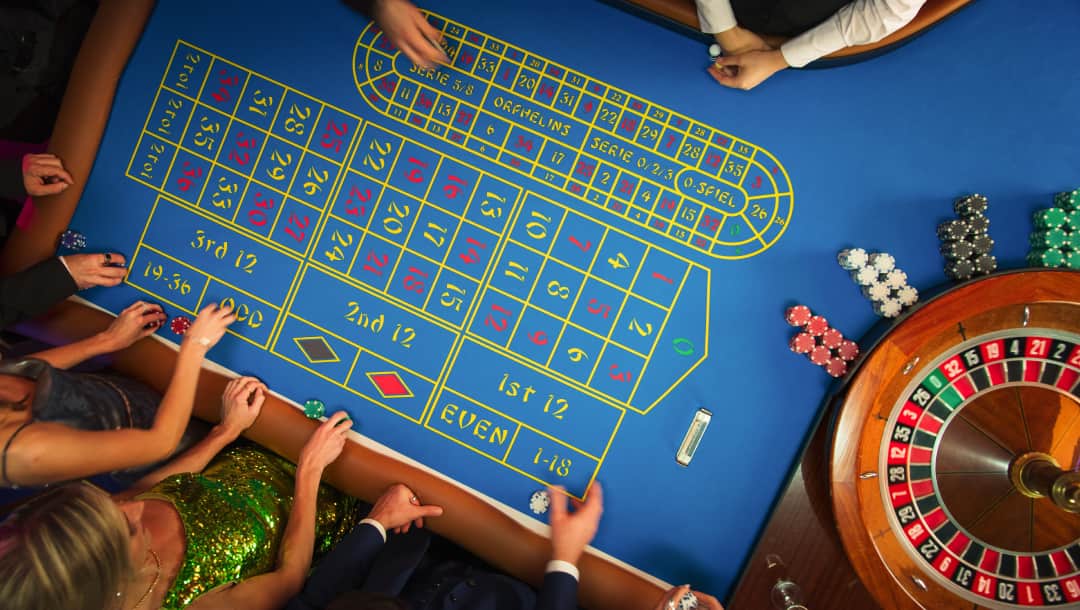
[0,377,362,610]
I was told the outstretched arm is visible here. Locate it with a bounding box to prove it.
[537,483,604,610]
[30,300,164,369]
[116,376,266,499]
[780,0,927,67]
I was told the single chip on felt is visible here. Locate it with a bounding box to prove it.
[836,248,869,270]
[821,328,844,349]
[677,591,699,610]
[837,339,860,361]
[708,43,722,59]
[169,316,191,335]
[785,304,813,327]
[805,315,829,336]
[529,490,551,515]
[825,357,848,378]
[303,399,326,419]
[868,252,895,273]
[809,345,831,365]
[789,332,815,354]
[59,229,87,250]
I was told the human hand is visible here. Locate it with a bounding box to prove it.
[368,482,444,534]
[219,376,266,436]
[654,585,724,610]
[99,301,166,350]
[181,303,236,354]
[373,0,448,69]
[548,483,603,565]
[709,49,789,90]
[21,153,74,197]
[298,411,352,475]
[63,252,127,290]
[713,26,771,56]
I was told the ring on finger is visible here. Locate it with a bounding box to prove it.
[410,495,419,505]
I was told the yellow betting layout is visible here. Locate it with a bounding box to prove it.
[124,38,713,498]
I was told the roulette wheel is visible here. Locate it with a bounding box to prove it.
[833,270,1080,609]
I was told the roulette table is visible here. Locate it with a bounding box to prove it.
[2,0,1077,607]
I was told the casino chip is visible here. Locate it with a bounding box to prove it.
[59,229,87,251]
[825,357,848,378]
[874,298,903,319]
[954,194,988,217]
[936,219,968,242]
[836,247,869,270]
[853,266,878,286]
[809,345,831,366]
[708,43,722,59]
[303,399,326,419]
[868,252,895,273]
[785,304,812,327]
[969,234,994,255]
[965,214,990,235]
[821,328,844,349]
[806,315,829,336]
[789,332,815,354]
[677,591,699,610]
[169,315,191,335]
[973,253,997,275]
[864,281,890,302]
[883,269,908,289]
[897,285,919,307]
[945,259,975,281]
[837,339,860,361]
[940,240,974,260]
[529,490,551,515]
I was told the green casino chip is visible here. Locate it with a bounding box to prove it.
[303,399,326,419]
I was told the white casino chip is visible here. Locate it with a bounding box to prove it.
[678,591,699,610]
[866,281,891,302]
[884,268,908,289]
[897,285,919,306]
[853,266,878,286]
[868,252,896,273]
[837,247,868,270]
[529,490,551,515]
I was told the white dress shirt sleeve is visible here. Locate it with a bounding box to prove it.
[694,0,738,34]
[359,518,387,543]
[545,559,580,581]
[781,0,926,68]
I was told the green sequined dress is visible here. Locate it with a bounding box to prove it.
[138,445,362,609]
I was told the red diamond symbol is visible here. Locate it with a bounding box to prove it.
[366,371,413,399]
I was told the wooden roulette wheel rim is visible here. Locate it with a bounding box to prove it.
[832,270,1080,609]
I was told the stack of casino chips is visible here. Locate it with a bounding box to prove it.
[936,194,997,281]
[785,304,860,378]
[836,248,918,318]
[1026,190,1079,269]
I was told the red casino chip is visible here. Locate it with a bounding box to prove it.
[821,328,844,349]
[169,316,192,336]
[785,304,813,327]
[837,339,860,361]
[806,315,829,336]
[825,357,848,378]
[810,345,831,365]
[789,332,815,354]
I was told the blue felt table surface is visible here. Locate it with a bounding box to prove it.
[56,0,1080,600]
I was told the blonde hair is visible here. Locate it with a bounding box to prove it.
[0,482,133,610]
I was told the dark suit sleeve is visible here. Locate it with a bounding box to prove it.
[0,257,77,329]
[0,157,25,201]
[535,571,580,610]
[285,523,386,610]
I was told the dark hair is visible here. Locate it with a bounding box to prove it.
[327,590,408,610]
